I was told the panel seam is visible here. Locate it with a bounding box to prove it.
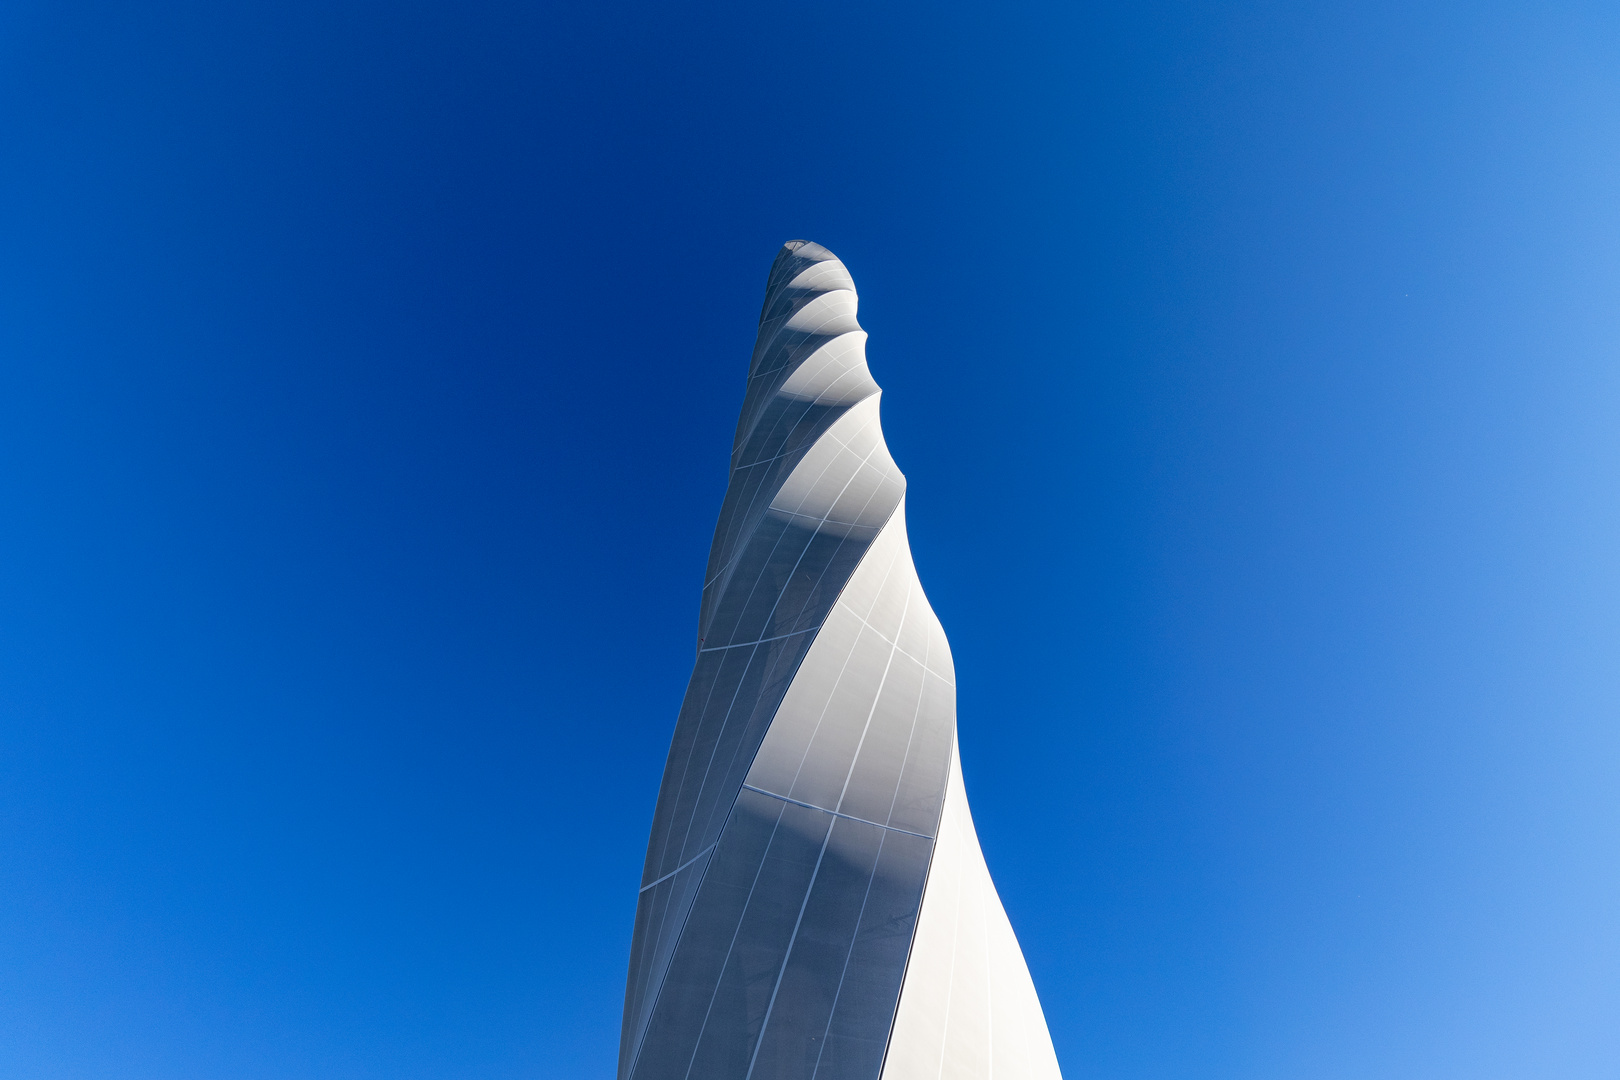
[638,842,717,894]
[739,784,933,841]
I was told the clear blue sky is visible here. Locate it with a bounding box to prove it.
[2,1,1617,1077]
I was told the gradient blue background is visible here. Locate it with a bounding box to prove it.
[2,1,1617,1077]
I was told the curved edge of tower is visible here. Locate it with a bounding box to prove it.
[619,241,1062,1080]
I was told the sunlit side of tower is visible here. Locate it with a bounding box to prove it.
[619,241,1062,1080]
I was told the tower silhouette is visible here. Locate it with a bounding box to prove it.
[620,242,1062,1080]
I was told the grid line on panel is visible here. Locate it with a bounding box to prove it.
[758,302,852,378]
[786,336,868,405]
[722,425,893,655]
[687,478,904,876]
[650,653,739,871]
[726,400,844,529]
[637,466,905,1073]
[747,294,808,376]
[879,747,967,1080]
[626,243,1063,1080]
[667,643,764,868]
[744,575,915,1080]
[639,842,717,894]
[715,340,818,591]
[842,600,954,687]
[732,412,820,474]
[732,342,872,469]
[881,581,938,833]
[810,827,890,1080]
[775,335,867,404]
[778,527,906,802]
[698,625,820,655]
[660,645,762,876]
[696,521,881,835]
[703,476,801,627]
[770,409,885,521]
[936,815,965,1080]
[627,810,720,1080]
[739,785,932,841]
[742,818,838,1080]
[702,475,775,596]
[631,789,764,1080]
[831,583,914,819]
[707,446,840,647]
[738,318,852,447]
[739,361,815,453]
[711,401,829,590]
[772,506,868,528]
[691,639,809,853]
[704,398,893,618]
[677,802,824,1080]
[678,485,826,858]
[761,440,868,539]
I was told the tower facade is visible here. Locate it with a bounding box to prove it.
[620,241,1062,1080]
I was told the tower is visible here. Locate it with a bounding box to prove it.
[620,241,1062,1080]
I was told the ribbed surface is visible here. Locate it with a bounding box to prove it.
[620,242,1061,1080]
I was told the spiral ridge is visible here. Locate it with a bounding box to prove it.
[620,242,1061,1080]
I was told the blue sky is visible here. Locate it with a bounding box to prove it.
[2,1,1618,1077]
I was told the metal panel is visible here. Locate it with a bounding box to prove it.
[620,241,1060,1080]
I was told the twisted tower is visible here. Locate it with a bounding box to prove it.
[620,241,1062,1080]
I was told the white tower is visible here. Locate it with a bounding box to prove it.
[620,242,1062,1080]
